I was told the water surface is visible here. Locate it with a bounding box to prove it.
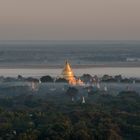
[0,67,139,78]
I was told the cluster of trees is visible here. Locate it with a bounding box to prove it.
[101,74,140,83]
[27,75,68,83]
[1,74,140,84]
[80,74,140,83]
[0,75,68,83]
[0,90,139,140]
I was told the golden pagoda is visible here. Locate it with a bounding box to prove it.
[62,61,77,85]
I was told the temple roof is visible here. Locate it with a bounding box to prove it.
[63,61,73,72]
[62,61,75,78]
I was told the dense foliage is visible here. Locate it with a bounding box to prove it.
[40,76,54,83]
[0,90,139,140]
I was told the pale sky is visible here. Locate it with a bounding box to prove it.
[0,0,140,40]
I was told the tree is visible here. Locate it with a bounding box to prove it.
[55,78,68,83]
[40,75,54,83]
[71,121,91,140]
[81,74,92,83]
[66,87,78,101]
[18,129,40,140]
[108,130,122,140]
[26,77,39,82]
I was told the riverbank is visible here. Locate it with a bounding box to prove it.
[0,62,140,69]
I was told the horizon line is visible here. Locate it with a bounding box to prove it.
[0,40,140,42]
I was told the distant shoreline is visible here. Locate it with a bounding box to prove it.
[0,62,140,69]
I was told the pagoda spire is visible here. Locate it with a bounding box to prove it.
[62,60,76,84]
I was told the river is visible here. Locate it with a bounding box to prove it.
[0,67,139,78]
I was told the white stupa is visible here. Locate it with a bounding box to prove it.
[97,83,100,89]
[82,96,85,104]
[104,85,108,92]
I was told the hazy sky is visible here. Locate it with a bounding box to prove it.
[0,0,140,40]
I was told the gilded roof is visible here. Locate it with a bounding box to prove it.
[62,61,74,77]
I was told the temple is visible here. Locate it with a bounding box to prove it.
[62,61,76,85]
[62,61,83,85]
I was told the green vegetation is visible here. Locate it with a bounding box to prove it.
[0,90,139,140]
[40,75,54,83]
[55,78,68,83]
